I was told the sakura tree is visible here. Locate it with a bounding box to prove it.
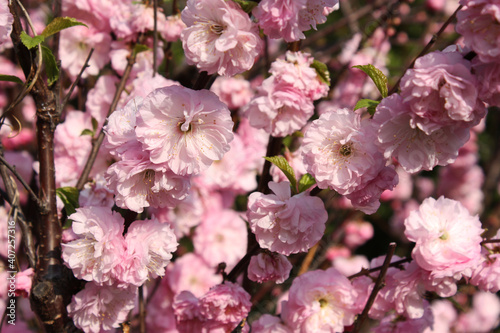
[1,0,500,332]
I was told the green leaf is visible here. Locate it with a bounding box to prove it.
[41,46,59,86]
[41,17,88,38]
[56,187,79,227]
[20,31,44,49]
[298,173,316,193]
[354,99,380,115]
[231,0,259,13]
[0,74,23,84]
[133,43,151,56]
[80,129,94,136]
[91,117,99,132]
[353,64,388,98]
[264,156,297,192]
[311,59,331,86]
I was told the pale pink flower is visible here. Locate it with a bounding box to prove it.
[301,108,385,195]
[472,58,500,106]
[135,86,234,176]
[173,290,205,333]
[67,282,137,333]
[210,76,254,110]
[119,217,178,286]
[270,51,329,101]
[86,75,121,129]
[422,300,457,333]
[236,117,268,172]
[372,94,470,174]
[470,230,500,292]
[193,208,247,269]
[166,253,222,298]
[253,0,307,42]
[15,268,34,298]
[62,207,126,285]
[454,291,500,333]
[342,220,374,248]
[146,279,177,332]
[380,164,413,202]
[162,14,186,42]
[281,267,359,332]
[404,196,484,279]
[373,306,434,333]
[251,314,293,333]
[181,0,263,76]
[130,4,167,34]
[400,49,485,132]
[456,0,500,63]
[0,0,13,46]
[332,255,370,277]
[105,150,191,213]
[109,40,164,77]
[247,181,328,255]
[242,76,315,137]
[199,282,252,331]
[60,26,111,78]
[78,174,115,208]
[248,252,292,284]
[298,0,339,32]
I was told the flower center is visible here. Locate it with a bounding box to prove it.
[318,298,329,308]
[210,24,224,35]
[339,143,352,157]
[143,169,155,187]
[439,230,449,240]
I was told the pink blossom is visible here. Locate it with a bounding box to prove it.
[193,208,247,269]
[298,0,339,32]
[0,0,13,46]
[342,220,374,248]
[380,164,413,202]
[60,26,111,78]
[86,75,122,129]
[135,86,234,176]
[181,0,263,76]
[105,150,191,213]
[78,174,115,208]
[332,255,370,277]
[173,290,205,333]
[62,207,126,285]
[242,76,315,137]
[247,181,328,255]
[281,267,360,332]
[210,76,254,110]
[400,49,485,132]
[404,196,484,279]
[1,128,35,150]
[454,291,500,333]
[251,314,293,333]
[302,108,385,195]
[199,282,252,331]
[470,229,500,292]
[248,252,293,284]
[423,300,457,333]
[253,0,307,42]
[15,268,34,298]
[119,217,178,286]
[166,253,222,297]
[472,58,500,106]
[67,282,137,333]
[372,94,470,173]
[373,306,434,333]
[456,0,500,63]
[162,14,186,42]
[130,4,166,34]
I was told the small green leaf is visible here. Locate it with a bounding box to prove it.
[41,46,59,86]
[56,187,79,227]
[91,117,99,132]
[311,59,331,86]
[80,129,94,136]
[0,75,23,84]
[264,156,297,192]
[231,0,259,13]
[41,17,88,38]
[353,64,388,98]
[354,99,380,115]
[133,44,151,56]
[20,31,44,49]
[298,173,316,193]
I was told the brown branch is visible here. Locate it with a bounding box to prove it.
[388,5,464,95]
[298,242,320,276]
[348,257,410,280]
[481,239,500,246]
[352,243,397,333]
[138,286,146,333]
[75,42,141,191]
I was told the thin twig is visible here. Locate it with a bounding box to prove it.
[60,48,94,113]
[153,0,158,77]
[0,154,43,209]
[388,5,464,95]
[352,243,397,332]
[75,39,142,190]
[348,257,410,280]
[298,242,320,276]
[481,239,500,246]
[138,286,146,333]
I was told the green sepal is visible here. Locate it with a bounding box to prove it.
[80,129,94,136]
[311,59,331,86]
[353,64,388,98]
[91,117,99,132]
[133,44,151,56]
[56,187,79,228]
